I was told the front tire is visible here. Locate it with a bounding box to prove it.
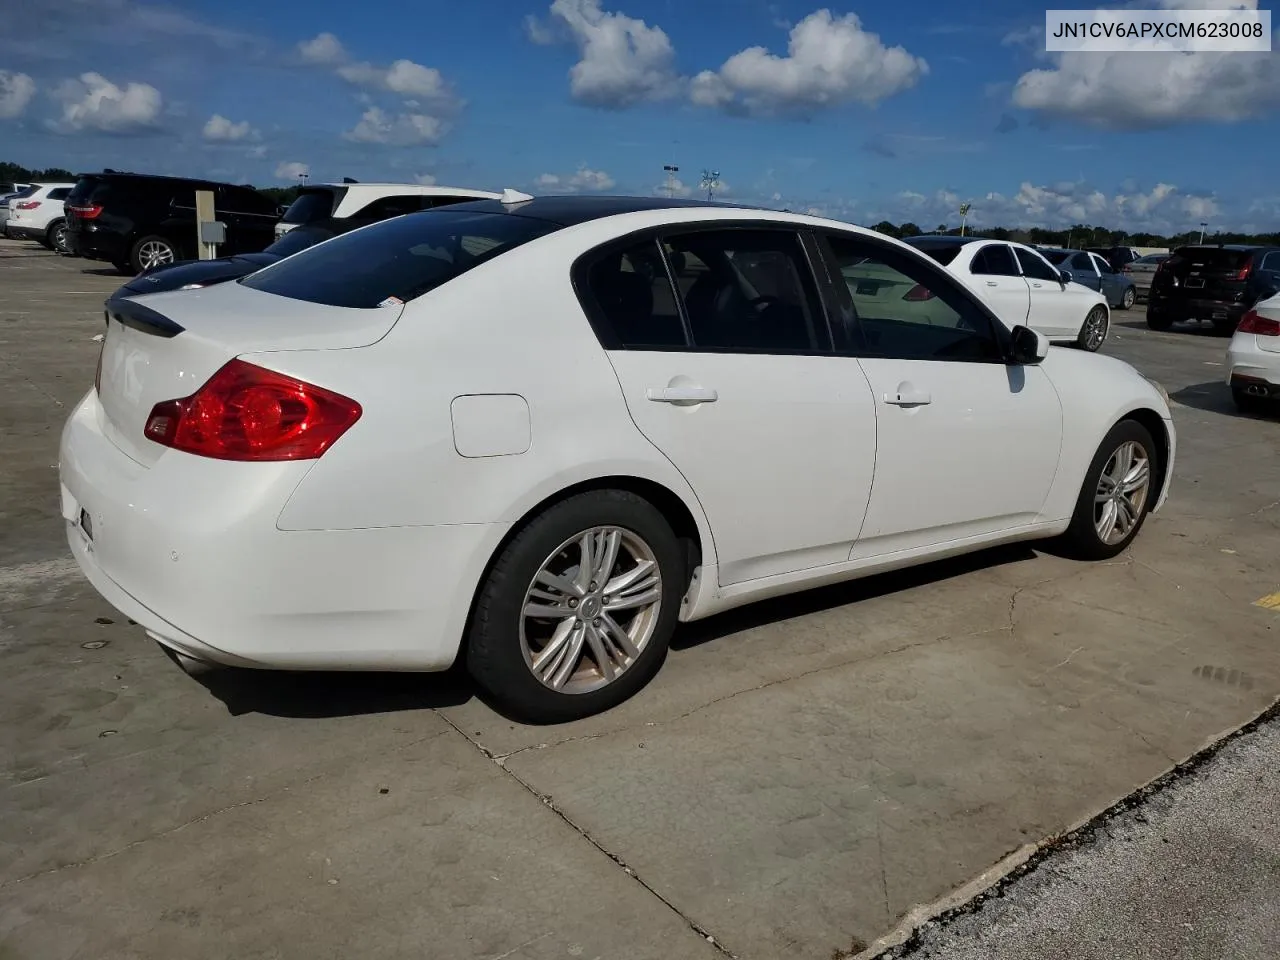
[1076,305,1109,352]
[1059,420,1158,560]
[466,490,686,723]
[129,235,177,275]
[1118,286,1136,310]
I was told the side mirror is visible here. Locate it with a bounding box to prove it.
[1009,324,1049,364]
[1058,268,1073,285]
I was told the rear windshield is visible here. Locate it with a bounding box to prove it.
[900,237,963,266]
[1134,254,1168,264]
[1170,246,1252,269]
[67,178,130,207]
[265,225,334,257]
[282,188,341,225]
[241,209,559,308]
[1041,250,1070,265]
[6,185,36,201]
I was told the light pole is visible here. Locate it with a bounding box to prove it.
[1199,221,1208,244]
[700,169,720,202]
[663,164,679,199]
[958,202,971,237]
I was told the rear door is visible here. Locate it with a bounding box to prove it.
[1071,252,1102,291]
[584,226,879,585]
[966,243,1031,330]
[216,185,278,254]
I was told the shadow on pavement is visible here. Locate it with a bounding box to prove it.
[80,267,124,277]
[1172,380,1279,421]
[1114,319,1226,338]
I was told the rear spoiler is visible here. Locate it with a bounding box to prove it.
[104,295,185,338]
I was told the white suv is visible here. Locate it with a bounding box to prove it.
[274,182,502,238]
[4,182,77,251]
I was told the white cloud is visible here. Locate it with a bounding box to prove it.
[868,180,1222,234]
[246,144,268,159]
[540,0,682,107]
[652,177,692,199]
[414,173,437,185]
[298,32,346,65]
[202,113,258,141]
[337,59,453,101]
[534,166,616,193]
[1010,0,1280,127]
[690,10,927,115]
[0,70,36,119]
[49,72,163,133]
[343,106,444,146]
[275,161,310,181]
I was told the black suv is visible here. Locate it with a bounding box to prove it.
[1147,244,1280,335]
[64,172,281,274]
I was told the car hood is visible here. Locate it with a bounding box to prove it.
[115,253,280,297]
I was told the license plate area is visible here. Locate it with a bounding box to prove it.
[1186,277,1205,288]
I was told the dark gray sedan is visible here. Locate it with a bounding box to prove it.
[1121,253,1170,300]
[1041,248,1138,310]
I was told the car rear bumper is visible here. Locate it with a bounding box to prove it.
[1148,296,1248,324]
[66,225,127,262]
[1226,336,1280,393]
[3,222,43,241]
[59,389,502,671]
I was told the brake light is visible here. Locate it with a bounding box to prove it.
[1232,262,1253,281]
[15,201,40,210]
[903,284,935,301]
[68,204,102,219]
[144,360,362,461]
[1238,310,1280,337]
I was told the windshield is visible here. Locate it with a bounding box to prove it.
[282,188,341,225]
[1170,246,1252,269]
[901,237,963,265]
[1042,250,1070,265]
[265,225,334,257]
[240,209,560,308]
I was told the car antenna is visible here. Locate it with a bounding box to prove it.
[500,188,534,205]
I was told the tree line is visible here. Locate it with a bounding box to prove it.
[1,160,301,205]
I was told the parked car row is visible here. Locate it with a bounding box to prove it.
[2,181,75,250]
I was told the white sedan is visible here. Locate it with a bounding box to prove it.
[1226,292,1280,413]
[60,196,1175,722]
[904,236,1112,352]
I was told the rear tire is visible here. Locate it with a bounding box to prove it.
[1118,286,1136,310]
[1058,419,1159,561]
[1076,305,1109,352]
[1146,309,1173,331]
[129,235,178,275]
[466,490,686,723]
[45,219,69,253]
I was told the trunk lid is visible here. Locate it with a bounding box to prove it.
[97,281,402,466]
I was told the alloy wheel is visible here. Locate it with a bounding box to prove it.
[1122,287,1135,309]
[519,526,663,694]
[1094,440,1151,545]
[138,240,174,271]
[51,223,69,252]
[1084,308,1108,350]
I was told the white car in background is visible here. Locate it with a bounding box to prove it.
[905,235,1112,352]
[3,182,76,251]
[274,181,503,238]
[1226,293,1280,414]
[61,196,1174,722]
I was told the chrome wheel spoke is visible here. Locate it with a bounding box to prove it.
[536,568,583,599]
[548,623,587,689]
[1096,499,1119,542]
[583,623,616,682]
[1120,457,1149,495]
[592,529,622,587]
[531,619,576,679]
[600,613,640,660]
[1093,440,1150,545]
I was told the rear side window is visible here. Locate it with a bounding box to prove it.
[48,188,71,201]
[241,210,558,308]
[585,239,688,348]
[902,238,964,266]
[282,188,340,225]
[970,244,1019,276]
[1015,247,1060,282]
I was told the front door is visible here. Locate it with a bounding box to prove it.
[818,230,1063,557]
[965,242,1031,330]
[1015,245,1082,339]
[583,228,878,585]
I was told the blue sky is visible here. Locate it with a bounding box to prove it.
[1,0,1278,232]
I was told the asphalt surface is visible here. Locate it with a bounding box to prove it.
[1,238,1278,960]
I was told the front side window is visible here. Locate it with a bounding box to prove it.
[1090,254,1113,275]
[970,244,1019,276]
[825,233,1003,362]
[1014,247,1061,282]
[1262,252,1280,272]
[661,229,823,352]
[241,209,558,308]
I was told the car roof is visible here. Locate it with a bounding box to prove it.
[1175,243,1267,252]
[75,171,243,189]
[902,235,983,245]
[432,194,750,227]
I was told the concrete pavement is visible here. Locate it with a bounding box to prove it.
[1,239,1277,959]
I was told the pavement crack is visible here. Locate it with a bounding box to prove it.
[434,710,739,959]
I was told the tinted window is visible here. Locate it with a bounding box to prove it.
[241,209,558,308]
[7,185,37,200]
[825,233,1001,362]
[350,194,427,221]
[970,244,1020,276]
[584,239,688,348]
[1172,246,1253,270]
[661,230,822,352]
[1015,247,1060,282]
[282,188,340,225]
[1262,252,1280,272]
[48,188,71,201]
[1069,252,1093,270]
[264,225,334,257]
[1090,254,1113,274]
[902,237,964,266]
[220,185,278,216]
[1134,254,1168,264]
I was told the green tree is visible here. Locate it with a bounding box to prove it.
[871,220,899,238]
[898,221,921,238]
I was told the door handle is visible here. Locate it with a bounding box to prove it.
[985,280,998,287]
[647,385,718,404]
[883,390,931,407]
[1031,282,1044,288]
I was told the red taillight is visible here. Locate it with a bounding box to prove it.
[903,284,935,301]
[1232,262,1253,281]
[15,200,41,210]
[1238,310,1280,337]
[68,204,102,219]
[143,360,362,461]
